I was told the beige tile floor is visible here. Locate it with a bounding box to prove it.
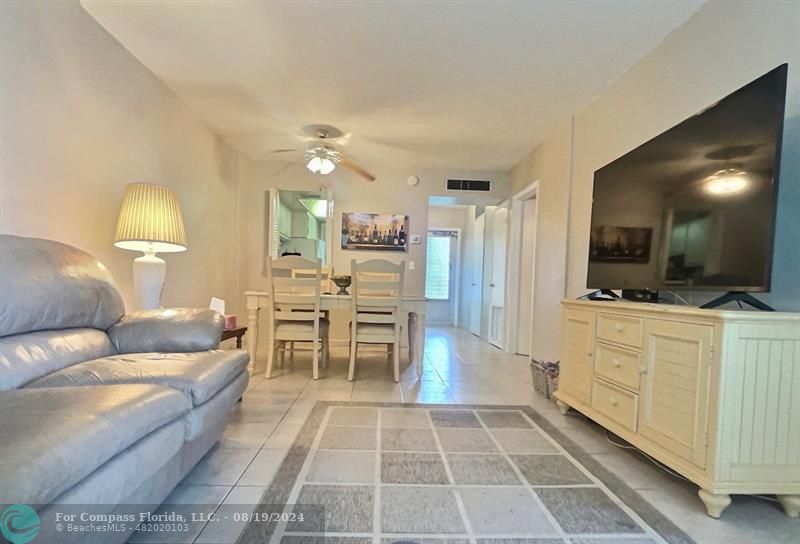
[153,327,798,544]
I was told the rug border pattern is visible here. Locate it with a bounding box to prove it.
[236,402,695,544]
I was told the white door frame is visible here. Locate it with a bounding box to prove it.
[485,203,510,349]
[505,181,540,355]
[426,227,461,327]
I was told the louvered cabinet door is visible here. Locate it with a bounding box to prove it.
[638,319,713,468]
[559,309,596,405]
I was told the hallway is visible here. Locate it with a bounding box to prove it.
[161,327,797,544]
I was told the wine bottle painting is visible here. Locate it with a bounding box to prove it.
[341,212,409,252]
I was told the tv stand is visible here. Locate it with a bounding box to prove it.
[557,299,800,518]
[700,291,774,311]
[580,289,619,301]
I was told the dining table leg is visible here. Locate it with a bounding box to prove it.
[246,304,259,375]
[408,312,426,376]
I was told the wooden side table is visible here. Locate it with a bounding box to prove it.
[221,327,247,349]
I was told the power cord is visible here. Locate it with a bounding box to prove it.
[662,290,690,306]
[603,430,781,504]
[604,430,689,481]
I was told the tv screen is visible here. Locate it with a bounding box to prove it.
[587,64,787,292]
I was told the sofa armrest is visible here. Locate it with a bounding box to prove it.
[108,308,224,353]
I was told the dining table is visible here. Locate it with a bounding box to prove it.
[244,290,428,376]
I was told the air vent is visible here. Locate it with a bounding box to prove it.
[446,179,492,192]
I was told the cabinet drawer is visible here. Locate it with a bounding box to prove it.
[591,379,639,432]
[594,342,641,391]
[597,313,643,348]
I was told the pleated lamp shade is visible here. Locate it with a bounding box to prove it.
[114,183,187,253]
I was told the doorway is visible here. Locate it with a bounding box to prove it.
[425,229,460,325]
[264,188,333,270]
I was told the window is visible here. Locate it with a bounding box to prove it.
[425,234,451,300]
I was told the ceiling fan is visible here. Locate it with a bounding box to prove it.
[271,125,376,182]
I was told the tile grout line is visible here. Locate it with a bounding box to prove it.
[271,402,334,543]
[473,409,571,543]
[191,386,304,543]
[515,409,670,544]
[227,388,304,486]
[428,409,478,544]
[372,408,382,544]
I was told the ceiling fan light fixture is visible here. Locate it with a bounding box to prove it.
[306,156,323,173]
[703,168,750,196]
[305,145,341,176]
[319,158,336,175]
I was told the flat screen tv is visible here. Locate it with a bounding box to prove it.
[587,64,787,294]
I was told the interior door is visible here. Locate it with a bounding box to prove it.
[488,207,508,348]
[469,214,485,336]
[559,309,596,405]
[638,319,713,468]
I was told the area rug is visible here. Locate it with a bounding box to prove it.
[236,402,695,544]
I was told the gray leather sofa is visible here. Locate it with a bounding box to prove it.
[0,234,250,543]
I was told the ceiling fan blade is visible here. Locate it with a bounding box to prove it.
[339,157,376,182]
[270,148,299,154]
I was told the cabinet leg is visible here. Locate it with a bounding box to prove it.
[777,495,800,518]
[698,489,731,518]
[555,399,570,415]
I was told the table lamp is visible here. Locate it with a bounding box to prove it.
[114,183,187,310]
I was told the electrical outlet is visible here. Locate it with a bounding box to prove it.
[408,261,415,270]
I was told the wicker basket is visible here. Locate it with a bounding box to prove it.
[530,359,560,400]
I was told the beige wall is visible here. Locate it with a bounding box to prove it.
[509,119,572,361]
[238,160,508,341]
[0,1,244,313]
[568,0,800,309]
[512,0,800,364]
[428,206,469,231]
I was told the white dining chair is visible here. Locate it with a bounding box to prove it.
[292,264,333,294]
[348,259,405,382]
[266,255,329,380]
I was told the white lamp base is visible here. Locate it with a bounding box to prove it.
[133,251,166,310]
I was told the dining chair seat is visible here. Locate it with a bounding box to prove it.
[355,322,395,338]
[275,318,330,336]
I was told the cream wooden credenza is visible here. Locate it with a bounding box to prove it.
[555,299,800,519]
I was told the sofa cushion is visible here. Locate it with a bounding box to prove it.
[0,328,116,391]
[0,384,190,506]
[183,370,249,440]
[108,308,224,353]
[0,235,125,337]
[27,349,250,406]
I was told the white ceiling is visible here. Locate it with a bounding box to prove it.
[81,0,703,171]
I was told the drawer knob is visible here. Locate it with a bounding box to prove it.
[613,359,621,368]
[610,398,619,407]
[615,324,625,332]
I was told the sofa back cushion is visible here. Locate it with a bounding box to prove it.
[0,328,116,390]
[0,235,125,337]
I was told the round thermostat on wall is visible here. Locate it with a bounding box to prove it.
[406,175,420,186]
